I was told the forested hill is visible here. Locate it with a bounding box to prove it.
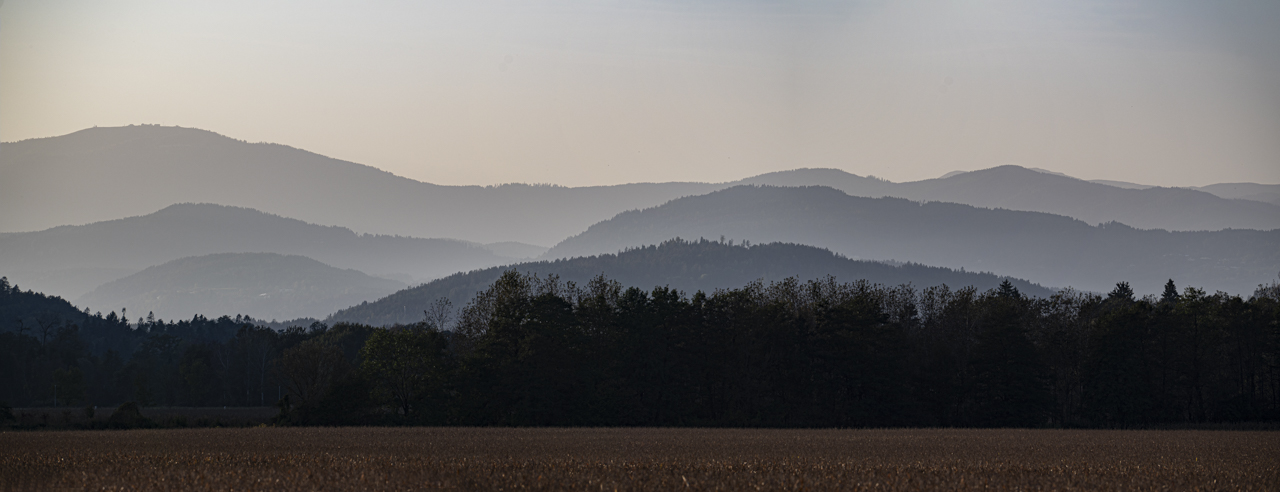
[0,276,190,361]
[545,186,1280,295]
[77,253,406,322]
[327,239,1052,327]
[0,203,507,300]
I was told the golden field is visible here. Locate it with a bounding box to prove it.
[1,427,1276,491]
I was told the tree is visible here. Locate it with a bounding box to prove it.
[810,288,909,426]
[1082,299,1158,426]
[361,327,451,420]
[275,340,350,410]
[35,311,61,346]
[234,327,277,406]
[1108,282,1135,303]
[997,280,1021,299]
[423,297,454,331]
[968,291,1050,427]
[1161,280,1179,304]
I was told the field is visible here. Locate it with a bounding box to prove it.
[2,428,1277,491]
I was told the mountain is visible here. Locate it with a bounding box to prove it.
[77,253,404,322]
[5,126,1277,245]
[482,242,551,259]
[742,166,1280,232]
[1088,179,1152,190]
[1084,179,1280,206]
[544,186,1280,295]
[327,238,1053,327]
[0,125,719,245]
[0,203,512,300]
[1193,183,1280,207]
[1079,178,1280,206]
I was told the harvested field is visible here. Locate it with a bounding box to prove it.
[1,428,1276,491]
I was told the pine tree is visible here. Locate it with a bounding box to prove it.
[1161,280,1179,304]
[997,280,1020,299]
[1108,282,1134,302]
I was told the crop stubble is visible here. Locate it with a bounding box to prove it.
[2,428,1276,491]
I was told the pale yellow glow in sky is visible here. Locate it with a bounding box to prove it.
[2,0,1278,187]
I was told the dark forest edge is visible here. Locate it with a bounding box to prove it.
[2,271,1278,429]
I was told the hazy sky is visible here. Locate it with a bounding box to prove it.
[3,0,1278,187]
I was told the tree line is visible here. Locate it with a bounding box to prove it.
[2,273,1278,428]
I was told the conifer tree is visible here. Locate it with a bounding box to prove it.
[1161,280,1179,304]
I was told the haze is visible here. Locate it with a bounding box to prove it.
[3,0,1278,187]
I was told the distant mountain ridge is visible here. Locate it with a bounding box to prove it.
[328,239,1053,327]
[740,166,1280,232]
[1193,183,1280,206]
[3,126,1277,246]
[0,203,513,299]
[543,185,1279,295]
[77,253,405,321]
[0,125,720,244]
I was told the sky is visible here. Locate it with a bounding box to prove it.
[2,0,1278,187]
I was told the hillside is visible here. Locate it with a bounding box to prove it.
[327,239,1052,327]
[4,126,1277,244]
[77,253,405,322]
[544,186,1280,295]
[0,203,510,299]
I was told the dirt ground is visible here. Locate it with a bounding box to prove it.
[2,427,1276,490]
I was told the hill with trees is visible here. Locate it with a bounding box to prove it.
[0,203,511,300]
[4,126,1275,246]
[545,186,1280,295]
[327,239,1053,327]
[77,253,406,322]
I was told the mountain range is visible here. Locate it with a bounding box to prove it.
[3,125,1277,322]
[544,186,1279,295]
[0,203,527,300]
[328,239,1054,327]
[741,167,1280,232]
[3,126,1276,247]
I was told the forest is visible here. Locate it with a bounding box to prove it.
[1,272,1277,428]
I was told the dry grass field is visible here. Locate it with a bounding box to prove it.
[2,428,1276,491]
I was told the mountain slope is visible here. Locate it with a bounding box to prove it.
[0,203,510,299]
[5,126,1276,243]
[77,253,404,321]
[544,186,1279,295]
[327,239,1053,327]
